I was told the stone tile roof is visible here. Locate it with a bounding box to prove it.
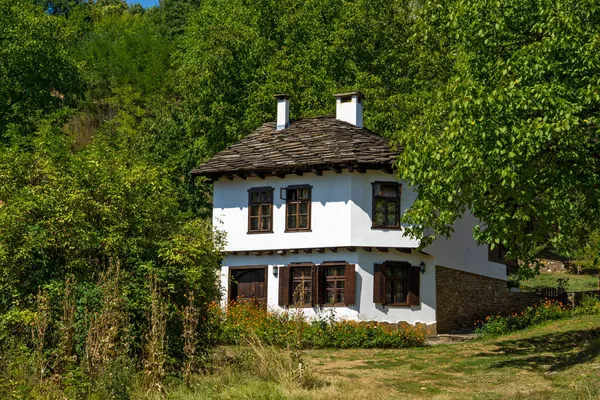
[191,116,400,179]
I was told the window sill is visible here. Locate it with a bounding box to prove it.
[382,303,413,307]
[287,304,313,309]
[247,231,274,234]
[322,303,347,308]
[371,226,402,231]
[284,229,312,233]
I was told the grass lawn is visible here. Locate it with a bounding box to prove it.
[520,272,599,292]
[169,315,600,400]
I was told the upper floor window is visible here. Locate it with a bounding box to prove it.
[282,185,311,232]
[248,187,273,233]
[372,182,401,229]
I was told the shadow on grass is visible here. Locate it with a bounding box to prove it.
[479,328,600,372]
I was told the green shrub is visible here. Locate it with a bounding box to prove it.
[207,301,426,349]
[574,294,600,316]
[476,300,569,337]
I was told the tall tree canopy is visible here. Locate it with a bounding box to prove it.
[398,0,600,263]
[0,0,82,139]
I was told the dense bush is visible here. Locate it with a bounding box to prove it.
[574,294,600,316]
[207,301,427,349]
[475,300,571,337]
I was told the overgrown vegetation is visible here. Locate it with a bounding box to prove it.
[207,301,427,349]
[476,296,600,337]
[3,0,600,397]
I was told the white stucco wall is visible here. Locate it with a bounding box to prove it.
[220,249,436,325]
[425,212,507,280]
[213,170,420,252]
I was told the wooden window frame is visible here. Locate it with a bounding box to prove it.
[288,263,315,308]
[248,187,274,234]
[373,261,420,307]
[488,244,518,267]
[371,181,401,230]
[319,262,356,307]
[281,185,312,232]
[278,262,356,308]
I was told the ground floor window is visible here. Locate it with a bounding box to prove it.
[373,261,420,306]
[278,262,355,307]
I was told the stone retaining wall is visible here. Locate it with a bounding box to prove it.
[436,266,509,333]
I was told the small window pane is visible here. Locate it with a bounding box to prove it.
[288,189,298,201]
[261,204,271,216]
[262,191,272,202]
[250,192,261,202]
[337,281,345,289]
[288,203,297,215]
[299,215,308,229]
[250,205,259,217]
[299,202,308,214]
[298,188,310,199]
[326,281,334,289]
[260,217,270,230]
[381,185,398,198]
[250,218,259,231]
[288,216,297,229]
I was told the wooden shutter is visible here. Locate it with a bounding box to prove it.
[278,266,290,307]
[314,264,325,305]
[345,263,356,305]
[407,267,421,306]
[373,263,385,304]
[311,264,319,306]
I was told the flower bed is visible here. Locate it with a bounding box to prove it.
[206,301,426,349]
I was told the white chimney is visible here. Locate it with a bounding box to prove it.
[334,92,364,128]
[274,94,290,130]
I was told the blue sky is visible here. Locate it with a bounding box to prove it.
[127,0,159,8]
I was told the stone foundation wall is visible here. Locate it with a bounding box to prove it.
[435,266,599,333]
[436,266,510,333]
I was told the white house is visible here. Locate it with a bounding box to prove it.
[192,93,512,333]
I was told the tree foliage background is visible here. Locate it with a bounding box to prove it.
[0,0,599,382]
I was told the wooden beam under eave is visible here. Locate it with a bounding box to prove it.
[252,251,262,256]
[302,249,312,254]
[356,167,366,173]
[242,251,250,256]
[331,166,342,174]
[376,247,389,253]
[226,175,234,180]
[395,248,412,254]
[277,250,287,255]
[316,248,325,253]
[311,168,323,176]
[294,171,304,176]
[346,246,356,252]
[362,247,372,252]
[230,251,238,256]
[251,172,265,179]
[274,172,286,178]
[290,249,299,254]
[328,248,338,253]
[235,174,247,180]
[265,251,274,255]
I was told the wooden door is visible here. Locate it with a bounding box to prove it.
[230,267,267,308]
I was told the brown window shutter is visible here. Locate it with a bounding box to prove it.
[407,267,420,306]
[373,263,385,304]
[311,264,319,306]
[345,263,356,305]
[278,266,290,307]
[314,264,325,305]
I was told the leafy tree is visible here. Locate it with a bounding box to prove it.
[0,0,82,139]
[398,0,600,263]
